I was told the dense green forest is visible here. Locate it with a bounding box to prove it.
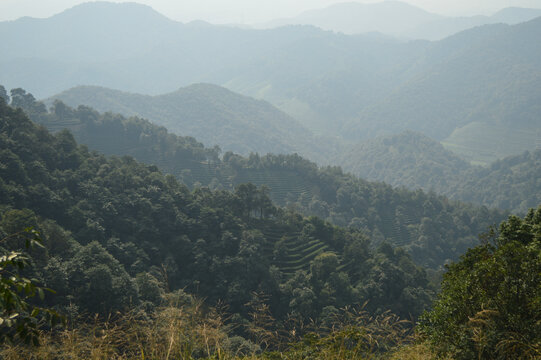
[1,95,539,356]
[420,209,541,359]
[0,96,436,328]
[7,89,506,270]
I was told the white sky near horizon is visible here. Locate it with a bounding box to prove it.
[1,0,541,24]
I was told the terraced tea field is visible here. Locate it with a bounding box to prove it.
[259,222,345,276]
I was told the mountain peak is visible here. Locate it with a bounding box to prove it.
[264,0,443,36]
[50,1,174,25]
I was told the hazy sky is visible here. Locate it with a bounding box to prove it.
[1,0,541,24]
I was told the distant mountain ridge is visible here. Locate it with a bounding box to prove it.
[2,1,541,165]
[260,1,442,37]
[46,84,327,159]
[260,1,541,40]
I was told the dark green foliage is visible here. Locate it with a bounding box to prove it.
[9,89,46,121]
[0,98,434,323]
[0,86,8,104]
[63,241,138,314]
[420,208,541,359]
[0,227,63,345]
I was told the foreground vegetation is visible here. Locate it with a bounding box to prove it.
[1,299,418,359]
[421,208,541,359]
[3,209,540,358]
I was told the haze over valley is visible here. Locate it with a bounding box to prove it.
[0,1,540,358]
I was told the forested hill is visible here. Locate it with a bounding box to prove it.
[0,95,436,323]
[340,131,471,190]
[340,131,541,214]
[12,93,505,269]
[47,84,328,160]
[446,150,541,214]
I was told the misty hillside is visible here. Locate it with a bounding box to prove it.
[2,1,540,165]
[13,88,531,217]
[0,2,351,98]
[7,86,527,219]
[47,84,328,159]
[340,131,541,214]
[343,18,541,163]
[340,131,471,189]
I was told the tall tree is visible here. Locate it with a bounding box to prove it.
[0,85,8,104]
[420,207,541,359]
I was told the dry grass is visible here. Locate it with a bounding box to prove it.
[1,295,235,360]
[0,297,440,360]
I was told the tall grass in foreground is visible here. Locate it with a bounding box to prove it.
[0,294,439,359]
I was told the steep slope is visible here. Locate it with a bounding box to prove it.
[47,84,324,159]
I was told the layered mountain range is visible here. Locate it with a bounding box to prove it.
[261,1,541,40]
[2,1,540,165]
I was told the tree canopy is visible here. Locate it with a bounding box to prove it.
[420,208,541,359]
